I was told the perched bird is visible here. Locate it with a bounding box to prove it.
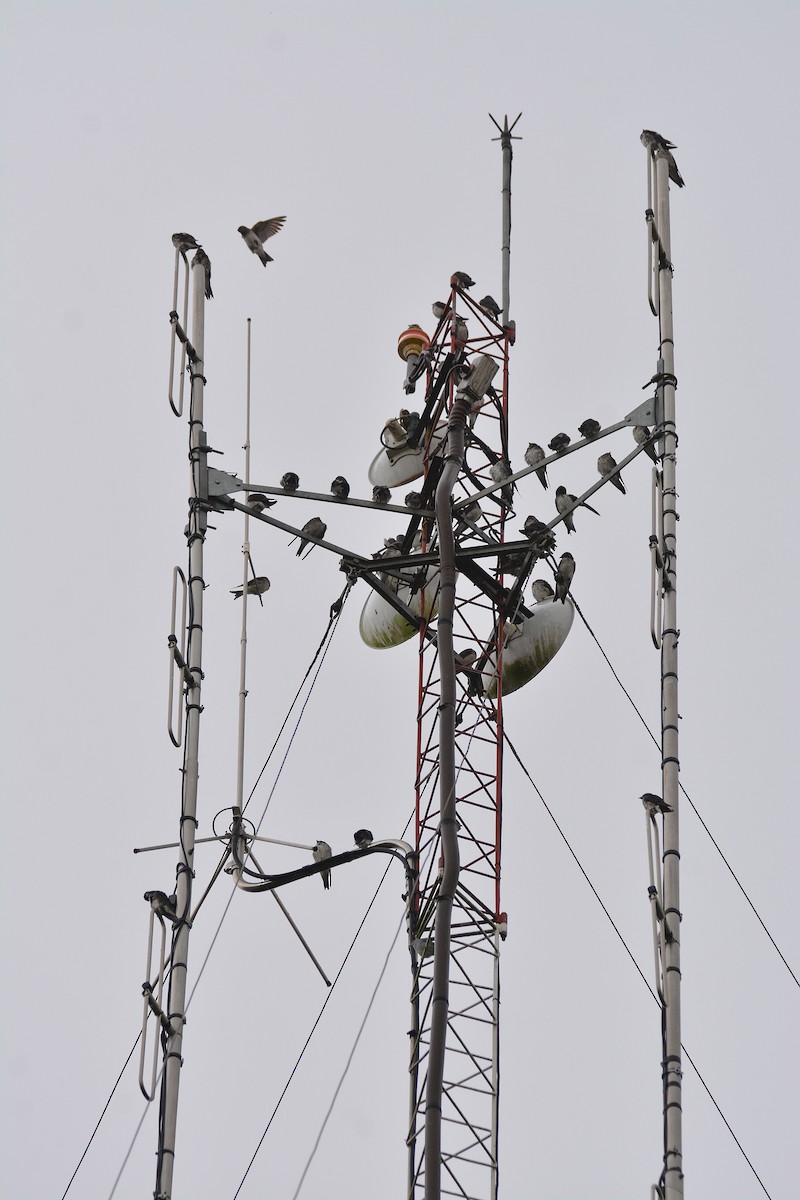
[432,300,452,321]
[548,432,571,453]
[640,130,685,188]
[312,840,332,889]
[634,424,659,463]
[246,492,276,513]
[531,579,555,603]
[230,575,271,599]
[330,475,350,499]
[490,458,515,507]
[450,270,475,290]
[479,294,502,320]
[280,472,300,491]
[578,418,601,439]
[144,889,177,920]
[293,516,327,558]
[192,247,213,299]
[454,647,478,670]
[405,490,424,510]
[453,499,492,543]
[354,829,374,850]
[641,792,673,815]
[453,317,469,345]
[237,215,287,265]
[520,514,548,539]
[524,442,548,490]
[555,485,600,533]
[598,452,626,494]
[554,552,575,603]
[172,232,202,262]
[372,485,391,505]
[399,409,421,437]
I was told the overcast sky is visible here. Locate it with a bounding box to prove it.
[1,2,798,1198]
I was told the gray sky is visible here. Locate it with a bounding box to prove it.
[1,2,797,1197]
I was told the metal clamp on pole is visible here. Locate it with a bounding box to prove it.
[167,566,190,747]
[167,249,191,417]
[138,906,168,1101]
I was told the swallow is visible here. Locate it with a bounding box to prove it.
[554,552,575,603]
[450,271,475,290]
[237,216,287,265]
[399,409,420,435]
[453,498,492,542]
[479,294,502,320]
[246,492,276,513]
[578,418,601,439]
[453,317,469,345]
[524,442,548,489]
[143,890,177,920]
[641,792,673,815]
[372,485,391,505]
[312,840,332,889]
[634,425,659,462]
[432,300,452,321]
[640,130,685,188]
[520,514,548,539]
[230,575,271,599]
[172,232,202,262]
[292,516,327,558]
[354,829,373,849]
[330,475,350,499]
[280,472,300,491]
[531,579,555,603]
[405,490,424,509]
[548,433,571,453]
[555,485,600,533]
[490,458,515,506]
[598,452,626,494]
[454,647,478,670]
[191,248,213,299]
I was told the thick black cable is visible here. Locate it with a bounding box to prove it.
[570,593,799,991]
[504,729,773,1200]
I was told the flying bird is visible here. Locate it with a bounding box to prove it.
[312,840,332,889]
[450,271,475,290]
[634,424,659,462]
[555,485,599,534]
[246,492,276,513]
[641,792,673,815]
[372,485,391,505]
[548,432,571,453]
[490,458,515,507]
[524,442,548,489]
[354,829,374,849]
[191,248,213,299]
[578,418,601,439]
[640,130,685,188]
[531,579,555,603]
[230,575,271,599]
[280,472,300,491]
[172,232,202,262]
[237,215,287,265]
[598,452,626,494]
[479,294,502,320]
[330,475,350,499]
[554,552,575,603]
[292,516,327,558]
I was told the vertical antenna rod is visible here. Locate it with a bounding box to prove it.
[653,141,683,1200]
[235,319,253,814]
[490,113,521,325]
[155,258,207,1200]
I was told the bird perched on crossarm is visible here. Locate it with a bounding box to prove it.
[634,425,659,463]
[641,792,673,815]
[450,271,475,290]
[246,493,276,513]
[292,517,327,558]
[578,418,601,439]
[479,295,502,320]
[312,840,333,889]
[490,458,515,507]
[554,552,575,603]
[555,485,600,534]
[598,452,626,494]
[330,476,350,499]
[172,232,202,262]
[372,485,391,505]
[280,472,300,491]
[524,442,548,490]
[548,432,571,453]
[238,215,287,265]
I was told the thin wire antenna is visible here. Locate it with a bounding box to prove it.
[235,318,253,816]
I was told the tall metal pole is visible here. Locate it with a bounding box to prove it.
[654,147,683,1200]
[156,258,207,1200]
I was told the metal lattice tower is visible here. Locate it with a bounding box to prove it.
[406,286,514,1200]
